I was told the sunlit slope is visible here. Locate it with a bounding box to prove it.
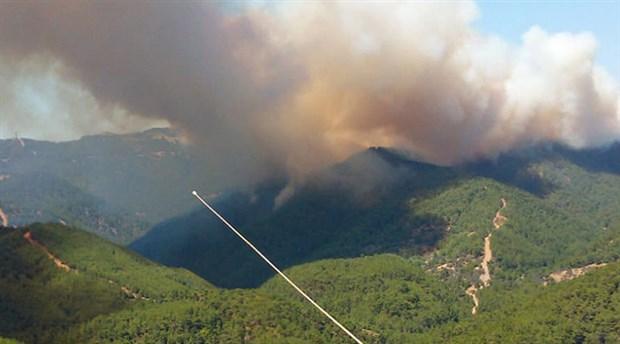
[415,262,620,343]
[60,254,620,343]
[471,143,620,229]
[417,177,615,281]
[0,223,210,343]
[260,254,469,343]
[1,221,618,343]
[134,145,620,288]
[64,254,468,344]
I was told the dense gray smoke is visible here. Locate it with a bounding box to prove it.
[0,55,168,141]
[0,1,618,184]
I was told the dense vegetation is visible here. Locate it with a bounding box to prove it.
[0,128,235,243]
[0,338,23,344]
[133,148,460,287]
[1,137,619,343]
[0,173,148,243]
[134,145,620,289]
[64,254,468,344]
[2,223,618,343]
[416,177,609,282]
[260,255,469,343]
[66,260,620,343]
[0,224,209,343]
[418,262,620,343]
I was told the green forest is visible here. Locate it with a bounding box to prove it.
[2,144,620,343]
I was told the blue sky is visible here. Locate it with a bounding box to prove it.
[476,0,620,80]
[238,0,620,79]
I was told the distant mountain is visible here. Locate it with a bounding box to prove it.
[133,143,620,288]
[0,172,148,243]
[0,128,228,243]
[2,130,619,342]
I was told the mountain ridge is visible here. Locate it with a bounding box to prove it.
[133,142,620,289]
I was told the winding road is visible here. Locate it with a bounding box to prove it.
[466,286,480,315]
[467,198,507,315]
[493,198,508,229]
[23,231,73,272]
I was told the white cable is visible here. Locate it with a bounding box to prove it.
[192,191,364,344]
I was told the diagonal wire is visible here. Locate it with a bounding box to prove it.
[192,190,364,344]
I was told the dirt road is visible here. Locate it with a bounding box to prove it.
[23,231,73,272]
[548,263,607,283]
[467,198,508,315]
[479,234,493,287]
[493,198,507,229]
[466,285,480,315]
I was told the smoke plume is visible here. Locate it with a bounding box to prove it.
[0,1,618,184]
[0,55,168,141]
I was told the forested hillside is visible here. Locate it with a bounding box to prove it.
[1,141,619,343]
[0,224,209,343]
[0,129,231,243]
[134,144,620,289]
[133,148,460,287]
[1,223,618,343]
[0,173,147,243]
[420,262,620,343]
[2,0,619,342]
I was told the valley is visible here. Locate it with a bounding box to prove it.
[1,2,619,342]
[1,222,619,343]
[1,132,619,343]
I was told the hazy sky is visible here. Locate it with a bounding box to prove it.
[476,1,620,80]
[0,0,618,142]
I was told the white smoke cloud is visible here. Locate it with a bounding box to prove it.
[0,56,167,141]
[0,1,617,183]
[263,2,619,173]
